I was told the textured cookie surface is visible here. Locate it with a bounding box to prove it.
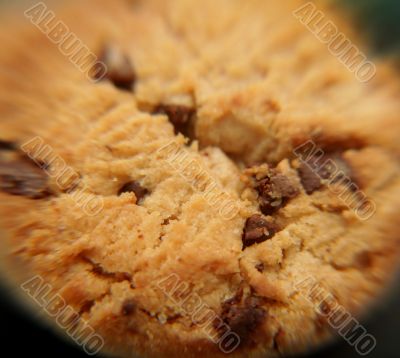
[1,0,400,357]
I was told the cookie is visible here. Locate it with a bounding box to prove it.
[0,0,400,357]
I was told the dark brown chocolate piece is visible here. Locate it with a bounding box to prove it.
[121,299,136,316]
[0,140,17,151]
[94,45,136,91]
[217,293,266,346]
[255,172,299,215]
[118,181,149,203]
[298,163,322,194]
[242,214,279,249]
[0,156,51,199]
[298,153,353,194]
[154,104,195,135]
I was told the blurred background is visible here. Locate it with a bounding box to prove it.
[339,0,400,57]
[1,0,400,357]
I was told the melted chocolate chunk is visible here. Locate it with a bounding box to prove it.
[298,163,322,194]
[0,156,51,199]
[0,140,17,151]
[118,181,149,203]
[298,152,353,195]
[242,214,279,249]
[94,45,136,91]
[121,299,136,316]
[255,172,299,215]
[217,294,266,346]
[154,104,195,135]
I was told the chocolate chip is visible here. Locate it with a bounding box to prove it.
[154,104,195,135]
[121,299,136,316]
[255,172,299,215]
[298,163,322,194]
[242,214,279,249]
[216,294,266,346]
[94,45,136,91]
[297,153,353,195]
[255,263,265,272]
[0,156,51,199]
[0,140,17,151]
[118,181,149,203]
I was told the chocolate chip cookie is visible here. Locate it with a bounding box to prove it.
[1,0,400,357]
